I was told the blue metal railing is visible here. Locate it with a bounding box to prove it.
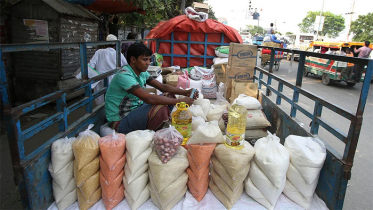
[156,32,230,67]
[254,46,372,164]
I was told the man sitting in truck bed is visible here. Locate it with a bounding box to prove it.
[105,43,198,134]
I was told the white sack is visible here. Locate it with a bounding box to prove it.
[193,98,210,116]
[209,179,243,210]
[201,77,218,99]
[214,141,255,179]
[123,172,149,202]
[124,184,150,210]
[52,178,76,203]
[246,110,271,129]
[206,104,225,122]
[218,118,226,132]
[48,161,74,189]
[187,121,225,144]
[249,160,286,206]
[148,147,189,194]
[100,123,114,137]
[244,177,274,210]
[125,163,149,185]
[254,132,289,188]
[284,135,326,185]
[287,163,318,197]
[188,105,207,121]
[192,116,205,131]
[213,57,228,65]
[189,78,202,92]
[51,137,76,173]
[56,189,77,210]
[126,147,152,174]
[232,94,262,110]
[283,179,313,210]
[126,130,155,161]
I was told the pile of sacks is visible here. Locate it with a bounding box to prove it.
[233,94,271,143]
[49,137,77,210]
[283,135,326,209]
[186,143,216,201]
[210,141,255,209]
[245,132,290,210]
[123,130,155,210]
[99,131,126,210]
[148,146,189,210]
[72,125,101,210]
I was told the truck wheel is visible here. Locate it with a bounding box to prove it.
[322,74,332,86]
[347,82,356,87]
[303,68,309,77]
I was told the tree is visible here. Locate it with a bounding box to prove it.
[350,13,373,42]
[119,0,216,28]
[298,11,345,38]
[246,25,266,37]
[285,32,293,35]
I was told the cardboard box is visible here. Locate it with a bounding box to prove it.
[213,63,227,84]
[166,75,179,87]
[228,43,257,67]
[224,65,255,100]
[229,80,258,102]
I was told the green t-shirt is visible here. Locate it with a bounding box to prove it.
[105,65,153,123]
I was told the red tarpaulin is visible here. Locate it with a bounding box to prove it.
[146,15,242,67]
[84,0,145,14]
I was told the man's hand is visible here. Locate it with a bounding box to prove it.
[185,89,199,100]
[179,97,194,106]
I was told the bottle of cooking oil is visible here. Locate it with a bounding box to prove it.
[172,102,193,145]
[225,104,248,149]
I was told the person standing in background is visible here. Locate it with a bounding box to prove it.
[354,41,372,83]
[267,23,274,35]
[108,16,120,37]
[121,33,136,58]
[339,48,354,81]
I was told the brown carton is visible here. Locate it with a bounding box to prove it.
[166,75,179,87]
[228,43,257,67]
[229,80,258,102]
[213,63,227,84]
[224,65,255,100]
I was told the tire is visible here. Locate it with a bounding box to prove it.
[303,68,309,77]
[322,74,332,86]
[347,82,356,87]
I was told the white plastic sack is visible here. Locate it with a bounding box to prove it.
[214,92,230,110]
[124,184,150,210]
[192,116,205,131]
[187,121,225,144]
[123,172,149,202]
[49,161,74,189]
[284,135,326,185]
[254,132,289,188]
[193,98,210,116]
[190,78,202,92]
[188,105,207,121]
[283,179,313,210]
[206,104,225,122]
[233,94,262,110]
[125,163,149,185]
[201,76,218,99]
[213,57,228,65]
[287,163,318,198]
[51,137,76,174]
[100,123,114,137]
[246,110,271,129]
[126,130,155,161]
[244,177,274,210]
[194,66,215,81]
[249,160,286,207]
[185,7,208,22]
[126,147,152,175]
[52,178,76,204]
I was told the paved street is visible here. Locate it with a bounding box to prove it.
[258,59,373,210]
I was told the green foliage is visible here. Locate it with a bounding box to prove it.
[298,11,345,38]
[120,0,216,28]
[350,13,373,42]
[246,25,266,37]
[285,32,294,35]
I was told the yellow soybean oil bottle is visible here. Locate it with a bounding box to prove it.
[172,102,193,145]
[225,104,248,149]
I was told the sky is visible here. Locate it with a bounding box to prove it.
[205,0,373,41]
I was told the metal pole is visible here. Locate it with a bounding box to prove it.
[346,0,355,41]
[316,0,325,40]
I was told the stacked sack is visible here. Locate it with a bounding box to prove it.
[233,94,271,144]
[123,130,155,210]
[186,144,216,201]
[72,125,101,210]
[245,132,290,210]
[99,131,126,210]
[195,66,218,99]
[283,135,326,209]
[49,137,77,210]
[148,126,188,210]
[210,141,255,209]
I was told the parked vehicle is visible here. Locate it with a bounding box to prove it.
[304,41,373,86]
[252,36,263,45]
[286,33,315,60]
[1,36,372,210]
